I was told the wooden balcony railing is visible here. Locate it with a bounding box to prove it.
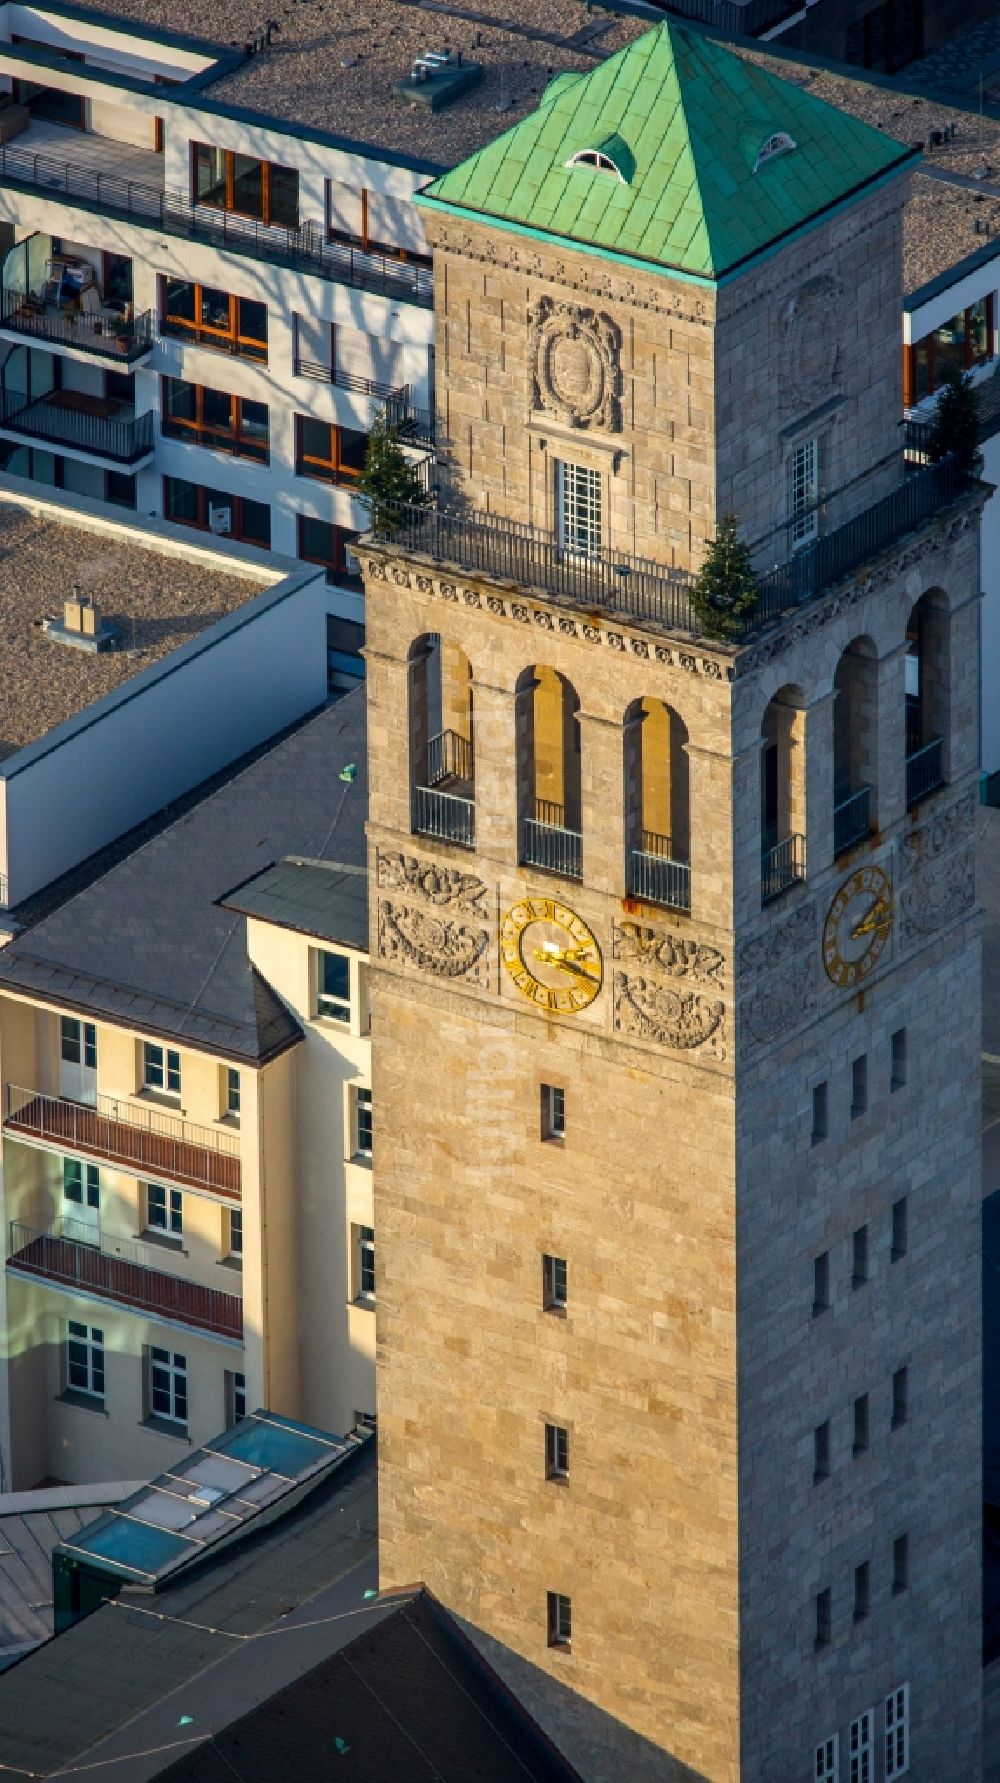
[8,1218,242,1340]
[4,1085,240,1199]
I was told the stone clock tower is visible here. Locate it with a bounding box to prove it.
[363,23,985,1781]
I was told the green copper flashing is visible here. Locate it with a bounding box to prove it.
[418,20,915,281]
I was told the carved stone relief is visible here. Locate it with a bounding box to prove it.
[738,899,817,1051]
[377,849,488,914]
[614,922,725,986]
[777,274,842,410]
[611,919,728,1058]
[897,787,976,879]
[528,296,621,432]
[896,846,975,951]
[377,901,490,984]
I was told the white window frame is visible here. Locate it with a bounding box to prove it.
[790,436,819,548]
[144,1041,181,1096]
[63,1158,100,1208]
[147,1182,183,1237]
[542,1083,565,1140]
[542,1252,567,1311]
[317,949,351,1023]
[226,1067,241,1117]
[67,1320,104,1399]
[884,1684,909,1777]
[61,1017,96,1069]
[815,1734,839,1783]
[849,1710,873,1783]
[148,1346,187,1426]
[544,1422,568,1480]
[546,1590,572,1648]
[556,461,602,560]
[225,1368,246,1427]
[354,1086,372,1159]
[355,1223,375,1300]
[226,1206,243,1259]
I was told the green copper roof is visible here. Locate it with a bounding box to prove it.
[417,22,915,282]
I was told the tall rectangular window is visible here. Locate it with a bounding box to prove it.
[355,1224,375,1300]
[815,1735,839,1783]
[318,951,351,1022]
[191,144,298,226]
[226,1207,243,1260]
[891,1197,908,1263]
[853,1392,870,1456]
[148,1347,187,1427]
[545,1422,569,1480]
[815,1586,832,1649]
[811,1081,828,1146]
[144,1042,180,1096]
[147,1183,183,1237]
[543,1253,567,1312]
[892,1366,908,1429]
[60,1016,96,1069]
[853,1560,870,1622]
[892,1533,909,1595]
[556,461,602,559]
[814,1419,831,1482]
[813,1250,830,1316]
[66,1321,104,1399]
[849,1710,873,1783]
[852,1225,869,1289]
[355,1087,373,1158]
[225,1368,246,1428]
[546,1591,572,1649]
[542,1084,565,1141]
[891,1027,907,1091]
[63,1158,100,1208]
[851,1055,868,1119]
[226,1068,241,1117]
[884,1684,909,1777]
[790,436,819,547]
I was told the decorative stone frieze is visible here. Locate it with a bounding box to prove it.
[528,296,622,432]
[376,849,488,914]
[377,900,490,983]
[613,970,727,1056]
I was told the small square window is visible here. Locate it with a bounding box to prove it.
[546,1590,572,1649]
[813,1419,830,1483]
[891,1027,907,1091]
[545,1422,569,1480]
[892,1533,909,1596]
[354,1087,372,1158]
[815,1586,832,1650]
[813,1250,830,1316]
[851,1055,868,1120]
[891,1197,908,1263]
[147,1183,183,1237]
[144,1042,181,1096]
[811,1081,828,1146]
[853,1392,869,1457]
[852,1225,869,1289]
[892,1365,908,1430]
[318,950,351,1022]
[853,1560,870,1622]
[542,1253,567,1312]
[542,1084,565,1141]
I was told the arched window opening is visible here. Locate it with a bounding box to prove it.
[409,633,475,848]
[833,637,878,855]
[905,591,948,808]
[565,149,625,179]
[760,685,807,902]
[517,666,582,880]
[624,698,691,911]
[753,131,796,172]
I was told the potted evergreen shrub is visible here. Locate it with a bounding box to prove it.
[358,410,428,538]
[926,367,982,478]
[690,512,760,642]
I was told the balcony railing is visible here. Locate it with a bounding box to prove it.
[761,832,806,903]
[521,815,582,880]
[0,142,433,308]
[8,1219,242,1340]
[628,846,691,911]
[833,785,873,856]
[658,0,797,32]
[413,784,475,847]
[427,729,473,786]
[906,737,944,808]
[0,289,153,361]
[4,1085,240,1199]
[0,390,154,462]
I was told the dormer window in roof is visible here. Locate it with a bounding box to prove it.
[565,149,626,181]
[753,131,797,173]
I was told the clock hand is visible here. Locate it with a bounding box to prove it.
[850,898,892,940]
[532,947,598,983]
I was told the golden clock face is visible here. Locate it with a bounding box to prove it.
[823,864,894,988]
[500,897,602,1013]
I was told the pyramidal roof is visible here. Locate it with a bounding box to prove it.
[417,22,916,283]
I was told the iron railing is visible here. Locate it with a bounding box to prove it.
[628,847,691,911]
[0,390,154,462]
[521,816,582,880]
[640,829,672,858]
[384,391,436,448]
[8,1219,243,1340]
[906,737,944,808]
[295,358,401,401]
[160,317,267,362]
[427,729,473,785]
[413,785,475,847]
[653,0,798,32]
[4,1084,240,1198]
[0,289,153,361]
[534,798,567,828]
[761,832,806,903]
[906,374,1000,456]
[0,142,434,308]
[833,785,873,856]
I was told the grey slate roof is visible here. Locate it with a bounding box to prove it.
[221,858,368,952]
[0,688,368,1063]
[0,1494,128,1665]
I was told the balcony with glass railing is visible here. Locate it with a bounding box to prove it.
[7,1218,243,1341]
[4,1085,241,1200]
[627,830,691,911]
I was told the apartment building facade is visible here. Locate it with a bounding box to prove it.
[365,23,985,1781]
[0,694,375,1487]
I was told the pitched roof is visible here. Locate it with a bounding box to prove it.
[418,20,916,281]
[221,859,368,953]
[0,689,368,1063]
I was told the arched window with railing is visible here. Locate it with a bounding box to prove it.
[409,633,475,848]
[623,698,690,911]
[517,665,582,880]
[905,590,949,809]
[833,636,878,855]
[760,685,807,902]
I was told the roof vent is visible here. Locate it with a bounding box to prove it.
[565,149,626,181]
[393,48,483,111]
[753,131,797,172]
